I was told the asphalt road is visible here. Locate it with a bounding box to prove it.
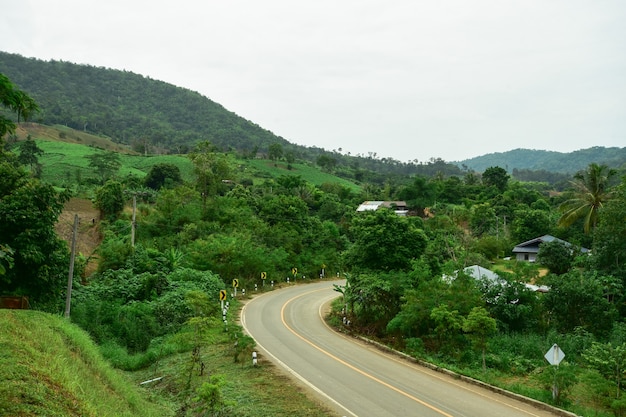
[241,279,563,417]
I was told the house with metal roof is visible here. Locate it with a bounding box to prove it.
[512,235,589,262]
[443,264,549,292]
[356,201,408,216]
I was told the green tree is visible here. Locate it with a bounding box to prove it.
[86,151,121,184]
[592,179,626,279]
[463,306,497,371]
[478,277,539,333]
[558,163,617,234]
[542,271,618,337]
[0,73,39,137]
[144,162,182,190]
[316,154,337,172]
[0,244,14,276]
[537,239,575,275]
[17,135,43,176]
[430,304,464,353]
[94,180,125,220]
[345,209,427,272]
[188,141,231,212]
[0,152,70,304]
[583,342,626,399]
[482,166,509,192]
[510,209,552,244]
[469,203,497,237]
[396,176,437,214]
[268,143,283,163]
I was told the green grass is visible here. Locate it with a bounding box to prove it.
[0,308,335,417]
[25,124,360,193]
[35,140,196,186]
[246,159,361,191]
[0,310,172,417]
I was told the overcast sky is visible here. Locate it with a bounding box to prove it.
[2,0,625,162]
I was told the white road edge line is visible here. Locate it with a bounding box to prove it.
[241,294,358,417]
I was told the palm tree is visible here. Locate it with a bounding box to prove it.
[557,163,617,234]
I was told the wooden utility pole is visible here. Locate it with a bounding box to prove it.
[64,214,79,318]
[131,195,136,248]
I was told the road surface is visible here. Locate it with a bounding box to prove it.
[241,280,564,417]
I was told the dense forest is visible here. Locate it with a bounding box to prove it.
[2,62,626,416]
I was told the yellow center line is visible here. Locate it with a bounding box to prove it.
[282,288,454,417]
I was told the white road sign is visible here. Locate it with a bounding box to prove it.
[544,344,565,366]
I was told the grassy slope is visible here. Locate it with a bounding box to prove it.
[17,124,361,192]
[0,310,172,417]
[0,309,335,417]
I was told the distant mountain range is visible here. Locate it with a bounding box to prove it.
[2,51,624,178]
[456,147,626,174]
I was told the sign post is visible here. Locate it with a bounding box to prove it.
[544,344,565,400]
[232,279,239,297]
[261,271,267,287]
[219,289,227,311]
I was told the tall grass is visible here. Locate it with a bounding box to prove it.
[0,310,173,417]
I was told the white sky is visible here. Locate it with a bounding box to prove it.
[1,0,625,162]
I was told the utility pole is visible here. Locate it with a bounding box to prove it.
[64,214,79,318]
[131,195,136,248]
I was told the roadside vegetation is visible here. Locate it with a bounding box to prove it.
[2,71,626,416]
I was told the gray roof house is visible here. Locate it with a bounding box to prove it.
[356,201,408,216]
[512,235,589,262]
[444,265,549,292]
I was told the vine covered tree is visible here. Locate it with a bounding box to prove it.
[94,180,125,220]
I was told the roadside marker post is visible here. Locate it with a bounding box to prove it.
[544,344,565,400]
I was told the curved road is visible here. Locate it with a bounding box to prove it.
[241,280,561,417]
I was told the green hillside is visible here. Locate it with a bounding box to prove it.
[4,51,624,180]
[457,147,626,174]
[10,123,362,191]
[0,51,289,156]
[0,310,172,417]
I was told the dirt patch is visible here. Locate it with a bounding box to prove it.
[55,198,102,278]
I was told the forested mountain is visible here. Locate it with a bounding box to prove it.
[2,51,624,182]
[0,51,290,155]
[458,147,626,174]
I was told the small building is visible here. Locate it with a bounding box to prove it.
[512,235,589,262]
[356,201,408,216]
[447,265,549,293]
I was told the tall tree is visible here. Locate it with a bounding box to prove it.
[144,162,182,190]
[0,73,39,137]
[592,178,626,279]
[482,166,510,192]
[268,143,283,163]
[188,141,231,212]
[17,135,44,176]
[86,151,121,184]
[0,148,70,304]
[344,209,427,272]
[94,180,125,220]
[463,307,497,371]
[558,163,617,234]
